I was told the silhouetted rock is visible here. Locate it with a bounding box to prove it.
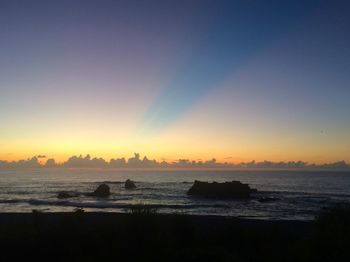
[258,197,280,203]
[88,184,110,197]
[125,179,136,189]
[187,180,257,198]
[57,192,73,199]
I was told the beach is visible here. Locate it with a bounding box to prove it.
[0,210,348,261]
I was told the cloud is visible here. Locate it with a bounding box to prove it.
[0,154,349,170]
[0,157,41,168]
[45,159,56,167]
[63,154,108,168]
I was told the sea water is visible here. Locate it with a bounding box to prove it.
[0,169,349,220]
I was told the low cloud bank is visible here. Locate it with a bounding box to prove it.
[0,154,349,170]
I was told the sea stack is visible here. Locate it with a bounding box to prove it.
[125,179,136,189]
[187,180,257,199]
[90,184,110,197]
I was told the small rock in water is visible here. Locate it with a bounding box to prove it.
[125,179,136,189]
[88,184,110,197]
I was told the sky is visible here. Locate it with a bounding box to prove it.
[0,0,349,164]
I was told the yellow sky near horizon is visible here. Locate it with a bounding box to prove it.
[1,124,349,164]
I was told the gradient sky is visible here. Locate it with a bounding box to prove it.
[0,0,349,163]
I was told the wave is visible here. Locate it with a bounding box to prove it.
[92,181,125,184]
[0,199,21,204]
[257,190,350,198]
[26,199,230,210]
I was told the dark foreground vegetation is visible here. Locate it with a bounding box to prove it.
[0,206,349,262]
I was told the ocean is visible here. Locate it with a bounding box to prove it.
[0,169,349,220]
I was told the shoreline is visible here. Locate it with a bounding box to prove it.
[0,210,348,261]
[0,211,312,230]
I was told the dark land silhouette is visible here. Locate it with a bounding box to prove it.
[0,205,349,261]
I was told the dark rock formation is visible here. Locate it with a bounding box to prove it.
[88,184,110,197]
[187,180,257,199]
[125,179,136,189]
